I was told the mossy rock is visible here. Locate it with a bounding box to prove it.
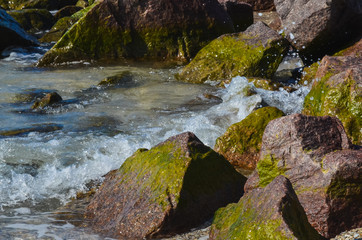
[37,0,234,66]
[31,91,63,109]
[54,5,83,21]
[8,9,54,33]
[97,71,133,88]
[302,56,362,145]
[17,0,78,10]
[214,106,284,176]
[210,176,324,240]
[85,132,246,239]
[39,4,95,43]
[177,21,289,84]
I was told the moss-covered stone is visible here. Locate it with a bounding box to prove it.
[214,106,284,176]
[39,3,97,43]
[177,21,289,84]
[302,56,361,145]
[37,0,234,66]
[31,91,62,109]
[210,176,323,240]
[8,9,54,33]
[85,132,246,239]
[17,0,78,10]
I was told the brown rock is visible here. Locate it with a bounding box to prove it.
[85,132,246,239]
[245,114,361,238]
[210,175,324,240]
[219,0,275,11]
[274,0,362,60]
[218,0,253,31]
[31,92,62,109]
[54,6,83,21]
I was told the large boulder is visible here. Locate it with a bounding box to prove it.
[218,0,253,31]
[177,21,289,84]
[85,132,246,239]
[302,55,362,145]
[8,9,55,33]
[214,106,284,176]
[274,0,362,60]
[210,175,324,240]
[0,9,38,53]
[245,114,362,238]
[37,0,234,66]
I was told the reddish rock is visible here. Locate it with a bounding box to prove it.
[303,55,362,144]
[210,175,324,240]
[274,0,362,60]
[85,132,245,239]
[245,114,361,238]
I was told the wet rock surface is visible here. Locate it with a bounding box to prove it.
[8,9,55,33]
[245,114,361,238]
[210,175,323,240]
[177,21,289,83]
[85,132,246,239]
[218,0,253,31]
[0,9,38,53]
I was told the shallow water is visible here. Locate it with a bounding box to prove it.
[0,46,309,239]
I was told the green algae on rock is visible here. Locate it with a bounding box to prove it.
[302,55,362,145]
[8,9,55,33]
[210,175,324,240]
[177,21,289,84]
[214,106,284,176]
[37,0,234,66]
[85,132,246,239]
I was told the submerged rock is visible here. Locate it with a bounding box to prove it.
[210,175,324,240]
[8,9,55,33]
[177,22,289,84]
[31,92,63,109]
[85,132,246,239]
[37,0,234,66]
[302,55,362,145]
[0,123,63,137]
[274,0,362,60]
[97,71,133,88]
[245,114,362,238]
[0,9,38,53]
[214,106,284,176]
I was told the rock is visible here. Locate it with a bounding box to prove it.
[244,114,362,238]
[253,11,281,31]
[210,175,323,240]
[302,55,362,145]
[214,106,284,176]
[31,91,63,109]
[0,124,63,137]
[218,1,253,31]
[54,5,83,21]
[17,0,78,11]
[85,132,246,239]
[97,71,133,88]
[39,5,92,43]
[219,0,275,12]
[0,9,38,53]
[177,21,289,84]
[37,0,234,66]
[8,9,54,33]
[13,88,55,103]
[75,0,89,8]
[274,0,362,61]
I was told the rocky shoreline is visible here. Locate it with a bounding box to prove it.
[1,0,361,239]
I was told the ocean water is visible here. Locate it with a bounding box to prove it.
[0,45,309,239]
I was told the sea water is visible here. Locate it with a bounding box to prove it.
[0,45,309,239]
